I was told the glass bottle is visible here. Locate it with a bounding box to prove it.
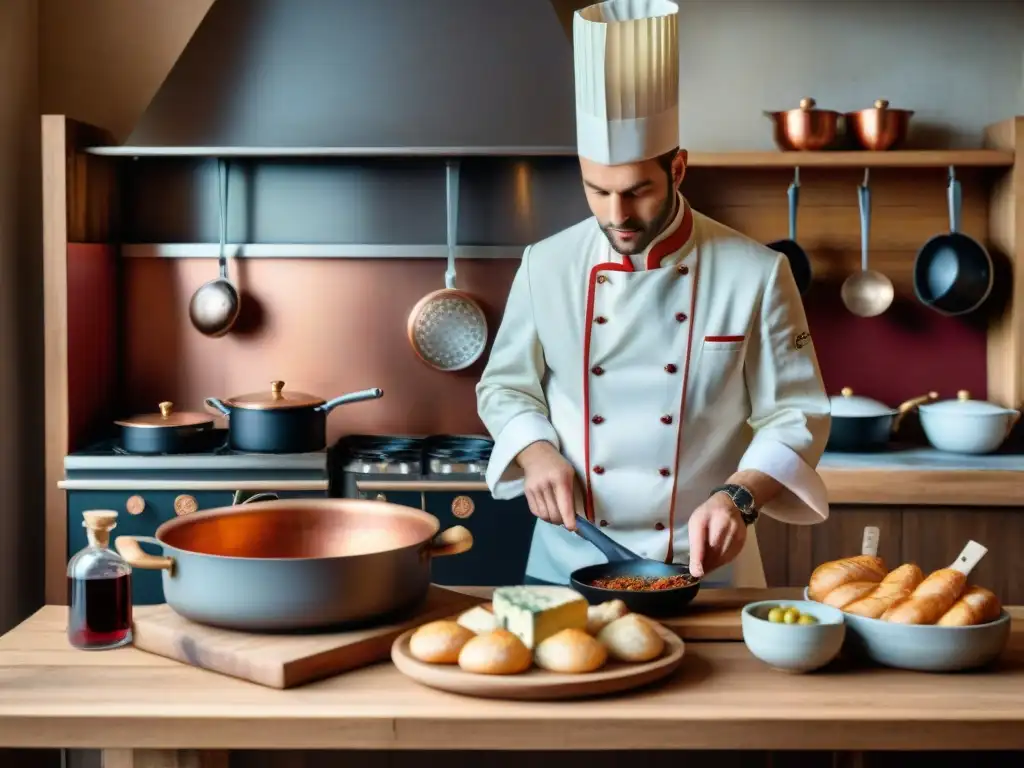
[67,510,133,650]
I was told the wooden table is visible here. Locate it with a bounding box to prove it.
[2,589,1023,767]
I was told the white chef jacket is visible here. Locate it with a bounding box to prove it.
[476,194,831,586]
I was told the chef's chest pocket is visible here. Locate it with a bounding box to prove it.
[692,336,747,411]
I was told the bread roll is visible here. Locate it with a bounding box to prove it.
[821,580,878,609]
[456,604,499,634]
[534,628,608,673]
[457,629,533,675]
[936,585,1002,627]
[596,614,665,662]
[808,555,887,601]
[844,563,924,619]
[586,599,629,635]
[881,568,967,624]
[409,620,476,664]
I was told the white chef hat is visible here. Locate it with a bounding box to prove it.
[573,0,680,165]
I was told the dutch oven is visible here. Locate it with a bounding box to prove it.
[918,390,1021,455]
[114,401,216,454]
[827,388,937,452]
[114,497,473,631]
[206,381,383,453]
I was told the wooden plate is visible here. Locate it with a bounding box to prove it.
[390,621,685,700]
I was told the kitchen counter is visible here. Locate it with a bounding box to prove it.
[1,589,1023,765]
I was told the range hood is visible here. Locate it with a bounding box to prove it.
[124,0,581,153]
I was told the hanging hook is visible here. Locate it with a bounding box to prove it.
[792,167,800,187]
[862,168,870,187]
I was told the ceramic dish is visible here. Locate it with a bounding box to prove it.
[741,600,845,673]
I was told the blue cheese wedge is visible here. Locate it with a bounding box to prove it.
[491,586,588,649]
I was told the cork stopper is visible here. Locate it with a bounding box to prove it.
[82,510,118,532]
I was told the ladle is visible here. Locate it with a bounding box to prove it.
[189,159,240,337]
[841,169,894,318]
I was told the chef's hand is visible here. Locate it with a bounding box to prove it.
[687,492,747,579]
[516,441,577,530]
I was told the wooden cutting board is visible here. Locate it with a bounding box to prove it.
[131,585,482,689]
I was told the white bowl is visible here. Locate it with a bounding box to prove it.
[741,600,846,673]
[802,587,1011,671]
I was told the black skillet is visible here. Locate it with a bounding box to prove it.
[766,171,813,296]
[568,516,701,617]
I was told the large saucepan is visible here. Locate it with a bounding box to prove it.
[114,498,472,631]
[206,381,383,453]
[826,388,937,452]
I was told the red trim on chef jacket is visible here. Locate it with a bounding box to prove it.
[581,205,697,528]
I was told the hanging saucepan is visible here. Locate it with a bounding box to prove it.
[766,168,812,296]
[115,497,473,631]
[206,381,383,454]
[918,390,1021,455]
[913,167,994,316]
[826,387,938,452]
[114,401,217,454]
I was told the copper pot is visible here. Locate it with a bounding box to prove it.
[115,498,473,631]
[846,100,914,151]
[764,97,841,151]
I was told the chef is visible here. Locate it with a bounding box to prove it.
[476,0,831,588]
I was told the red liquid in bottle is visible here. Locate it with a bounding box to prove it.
[67,574,133,649]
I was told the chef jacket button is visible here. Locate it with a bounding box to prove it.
[599,519,609,527]
[594,316,608,324]
[677,264,689,275]
[591,365,604,376]
[593,465,605,475]
[675,312,688,322]
[665,363,678,374]
[654,522,665,531]
[660,414,673,425]
[597,275,608,284]
[592,415,605,424]
[659,467,671,477]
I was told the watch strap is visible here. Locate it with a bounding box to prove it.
[710,483,759,526]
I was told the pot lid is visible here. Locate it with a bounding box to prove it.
[114,401,215,428]
[919,390,1014,415]
[829,387,896,417]
[224,381,326,410]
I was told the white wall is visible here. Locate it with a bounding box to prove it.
[676,0,1024,150]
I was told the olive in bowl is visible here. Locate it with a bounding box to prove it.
[741,600,846,673]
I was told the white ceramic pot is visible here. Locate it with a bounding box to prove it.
[917,390,1021,454]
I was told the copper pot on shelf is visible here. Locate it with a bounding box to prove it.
[764,97,841,151]
[846,100,914,151]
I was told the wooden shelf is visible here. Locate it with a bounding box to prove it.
[84,145,1015,168]
[120,244,523,260]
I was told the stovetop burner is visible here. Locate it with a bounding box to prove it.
[332,433,494,477]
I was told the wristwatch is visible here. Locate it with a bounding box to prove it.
[710,484,759,526]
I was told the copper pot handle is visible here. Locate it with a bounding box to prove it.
[429,525,473,558]
[891,391,939,432]
[115,535,174,573]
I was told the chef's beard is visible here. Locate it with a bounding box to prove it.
[599,191,678,257]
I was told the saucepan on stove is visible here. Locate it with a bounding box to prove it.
[568,516,700,617]
[114,401,217,454]
[917,390,1021,455]
[205,381,383,453]
[826,388,937,452]
[114,498,473,631]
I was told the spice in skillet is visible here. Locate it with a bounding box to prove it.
[589,574,696,591]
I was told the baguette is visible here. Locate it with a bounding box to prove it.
[881,568,967,624]
[936,585,1002,627]
[844,563,924,619]
[808,555,887,602]
[821,580,878,609]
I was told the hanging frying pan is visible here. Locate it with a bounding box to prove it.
[767,168,812,295]
[407,160,489,371]
[913,166,994,316]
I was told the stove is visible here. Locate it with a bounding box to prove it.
[330,434,535,587]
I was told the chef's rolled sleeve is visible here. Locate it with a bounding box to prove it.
[739,253,831,524]
[476,245,559,499]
